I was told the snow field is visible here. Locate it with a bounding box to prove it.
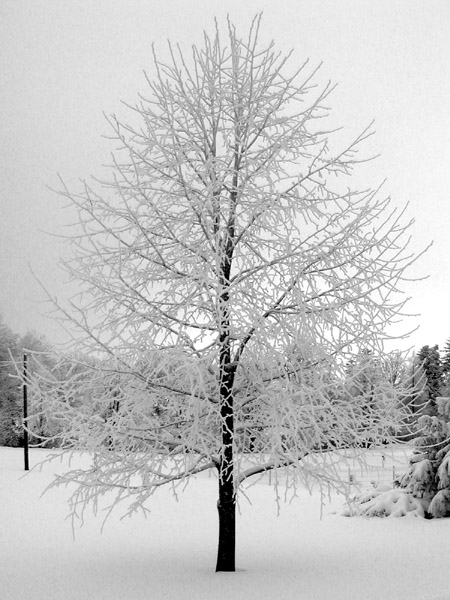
[1,447,450,600]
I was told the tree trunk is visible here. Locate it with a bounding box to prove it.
[215,348,236,571]
[216,468,236,571]
[215,178,237,572]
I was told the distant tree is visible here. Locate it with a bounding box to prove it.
[441,338,450,381]
[380,351,410,389]
[0,317,21,446]
[344,350,421,442]
[25,16,422,571]
[20,331,59,445]
[416,345,443,411]
[401,354,427,417]
[346,350,381,401]
[377,351,427,419]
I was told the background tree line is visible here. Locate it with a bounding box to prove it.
[3,307,449,450]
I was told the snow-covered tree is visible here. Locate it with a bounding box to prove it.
[376,351,425,421]
[440,339,450,396]
[0,317,21,447]
[416,345,443,412]
[19,331,61,445]
[25,16,423,571]
[441,339,450,373]
[346,396,450,518]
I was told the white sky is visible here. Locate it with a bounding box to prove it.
[1,0,449,351]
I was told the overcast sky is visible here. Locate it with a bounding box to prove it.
[1,0,449,352]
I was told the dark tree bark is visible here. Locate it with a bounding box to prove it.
[215,384,236,571]
[216,479,236,571]
[215,352,236,571]
[215,210,237,572]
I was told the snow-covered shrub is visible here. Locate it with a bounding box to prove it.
[343,484,427,518]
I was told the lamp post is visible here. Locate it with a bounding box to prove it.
[23,353,29,471]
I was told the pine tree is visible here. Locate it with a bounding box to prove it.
[416,345,443,411]
[347,348,450,519]
[400,398,450,517]
[441,338,450,383]
[347,395,450,518]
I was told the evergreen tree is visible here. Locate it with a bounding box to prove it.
[416,345,443,411]
[441,338,450,382]
[348,395,450,518]
[405,357,428,416]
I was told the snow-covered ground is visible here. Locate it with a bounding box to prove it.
[1,447,450,600]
